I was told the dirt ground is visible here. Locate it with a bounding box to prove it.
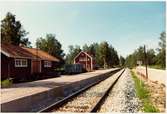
[145,80,166,112]
[133,69,166,112]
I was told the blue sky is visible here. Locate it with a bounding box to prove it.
[0,1,165,57]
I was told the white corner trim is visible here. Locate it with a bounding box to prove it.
[1,50,11,57]
[74,51,93,62]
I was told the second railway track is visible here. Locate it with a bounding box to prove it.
[39,69,125,113]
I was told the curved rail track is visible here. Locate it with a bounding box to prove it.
[39,69,125,112]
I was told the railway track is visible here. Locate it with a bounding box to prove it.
[39,69,125,112]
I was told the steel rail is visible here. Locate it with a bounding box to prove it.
[90,68,125,112]
[39,68,122,112]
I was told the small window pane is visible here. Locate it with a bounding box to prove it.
[15,59,27,67]
[44,61,51,67]
[22,60,27,65]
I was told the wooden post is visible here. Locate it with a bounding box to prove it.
[144,45,148,80]
[86,54,87,71]
[8,61,10,78]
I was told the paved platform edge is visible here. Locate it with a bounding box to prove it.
[1,69,120,112]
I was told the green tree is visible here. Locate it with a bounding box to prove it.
[82,44,89,52]
[82,43,97,56]
[119,56,125,66]
[156,32,166,68]
[66,45,81,64]
[147,49,156,65]
[124,32,166,69]
[125,54,137,68]
[135,46,145,64]
[126,46,145,67]
[108,45,119,67]
[92,43,102,66]
[66,42,120,68]
[82,43,101,66]
[82,42,119,68]
[158,32,166,50]
[99,41,111,68]
[1,12,31,47]
[36,34,65,58]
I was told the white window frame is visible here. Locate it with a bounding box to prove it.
[44,61,52,67]
[15,59,28,67]
[79,57,86,61]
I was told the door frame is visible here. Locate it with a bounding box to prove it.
[31,60,41,74]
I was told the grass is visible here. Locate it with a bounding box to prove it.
[148,65,165,70]
[141,65,165,70]
[1,78,13,88]
[131,70,159,112]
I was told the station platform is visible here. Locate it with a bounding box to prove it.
[1,68,119,112]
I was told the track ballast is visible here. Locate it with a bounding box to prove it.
[39,69,125,112]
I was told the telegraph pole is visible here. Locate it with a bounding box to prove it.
[144,45,148,80]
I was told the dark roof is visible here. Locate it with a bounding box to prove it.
[1,43,60,62]
[23,47,60,62]
[1,43,36,59]
[74,51,93,60]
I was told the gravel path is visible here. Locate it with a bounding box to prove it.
[136,66,165,84]
[98,68,141,113]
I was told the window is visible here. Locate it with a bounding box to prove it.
[15,59,28,67]
[44,61,52,67]
[79,57,86,61]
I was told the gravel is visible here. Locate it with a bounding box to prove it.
[53,69,124,112]
[98,68,141,113]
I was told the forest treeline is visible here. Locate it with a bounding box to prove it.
[125,32,166,69]
[1,12,166,69]
[1,12,121,68]
[65,42,121,68]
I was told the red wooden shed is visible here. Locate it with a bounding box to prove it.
[74,51,95,71]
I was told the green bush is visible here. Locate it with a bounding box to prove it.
[131,70,159,112]
[143,101,159,112]
[1,78,13,88]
